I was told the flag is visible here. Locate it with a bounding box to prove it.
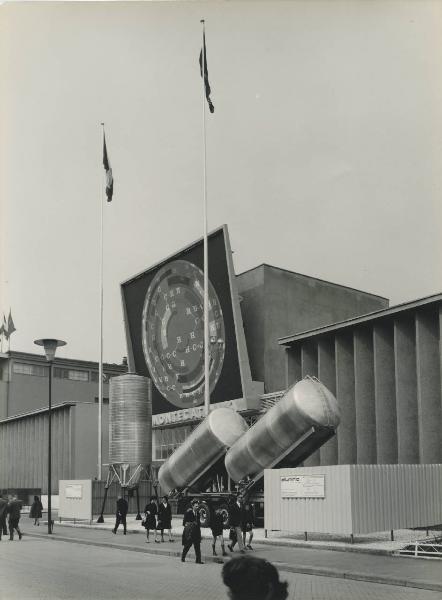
[103,134,114,202]
[3,315,8,340]
[199,31,215,114]
[0,320,4,337]
[7,310,16,336]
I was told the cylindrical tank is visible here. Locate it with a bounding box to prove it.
[109,374,152,465]
[159,407,249,494]
[225,377,340,482]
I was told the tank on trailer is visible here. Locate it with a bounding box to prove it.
[225,377,340,484]
[159,407,248,494]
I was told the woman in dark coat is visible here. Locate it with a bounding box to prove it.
[143,497,158,543]
[157,496,173,542]
[210,508,227,556]
[29,495,43,526]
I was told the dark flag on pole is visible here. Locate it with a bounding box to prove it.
[103,133,114,202]
[7,310,16,336]
[3,314,9,340]
[199,30,215,114]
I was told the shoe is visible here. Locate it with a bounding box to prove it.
[155,539,160,543]
[222,549,228,557]
[195,560,204,564]
[228,544,233,552]
[112,529,116,535]
[169,539,174,542]
[18,533,22,540]
[181,558,185,562]
[247,545,253,550]
[123,532,126,535]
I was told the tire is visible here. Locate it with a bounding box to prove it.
[198,501,212,528]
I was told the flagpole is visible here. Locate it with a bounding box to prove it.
[200,20,210,417]
[98,123,105,481]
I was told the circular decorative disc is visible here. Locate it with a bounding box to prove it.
[142,259,226,408]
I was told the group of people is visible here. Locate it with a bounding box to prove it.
[0,493,24,541]
[142,495,173,543]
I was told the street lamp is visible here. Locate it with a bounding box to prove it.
[34,338,66,534]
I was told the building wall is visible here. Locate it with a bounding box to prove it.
[0,402,111,493]
[283,303,442,466]
[238,265,389,393]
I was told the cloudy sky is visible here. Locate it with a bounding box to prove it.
[1,0,441,364]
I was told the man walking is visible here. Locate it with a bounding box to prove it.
[228,496,246,553]
[181,498,203,564]
[0,494,8,540]
[7,494,22,541]
[112,494,128,535]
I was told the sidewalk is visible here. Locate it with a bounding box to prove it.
[22,515,442,593]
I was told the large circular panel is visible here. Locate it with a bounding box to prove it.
[142,259,226,408]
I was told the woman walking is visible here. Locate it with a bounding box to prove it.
[143,496,158,543]
[210,508,227,556]
[241,502,255,550]
[157,496,173,542]
[29,495,43,526]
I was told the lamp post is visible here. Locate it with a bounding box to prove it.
[34,338,66,534]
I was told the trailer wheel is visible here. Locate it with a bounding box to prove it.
[198,501,212,528]
[218,503,230,528]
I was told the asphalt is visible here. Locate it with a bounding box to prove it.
[19,515,442,593]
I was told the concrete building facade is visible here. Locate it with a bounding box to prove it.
[279,294,442,467]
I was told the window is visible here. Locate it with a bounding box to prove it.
[13,363,48,377]
[91,371,110,383]
[153,424,197,461]
[54,368,89,382]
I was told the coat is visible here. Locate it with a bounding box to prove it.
[116,498,128,517]
[0,498,8,519]
[143,502,157,529]
[228,502,242,527]
[182,508,201,545]
[29,499,43,519]
[210,510,224,537]
[157,501,172,530]
[7,499,22,520]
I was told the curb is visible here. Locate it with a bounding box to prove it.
[52,521,394,557]
[24,531,442,593]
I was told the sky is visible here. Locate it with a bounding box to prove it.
[1,0,442,364]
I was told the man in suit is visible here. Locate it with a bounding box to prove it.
[7,494,22,541]
[0,494,8,540]
[112,495,128,535]
[181,498,203,564]
[228,496,246,553]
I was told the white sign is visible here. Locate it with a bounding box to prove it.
[281,475,325,498]
[65,484,83,499]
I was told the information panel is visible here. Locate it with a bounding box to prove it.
[281,475,325,498]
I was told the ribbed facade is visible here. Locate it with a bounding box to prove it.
[282,297,442,466]
[0,404,73,493]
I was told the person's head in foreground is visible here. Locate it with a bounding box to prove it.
[222,555,288,600]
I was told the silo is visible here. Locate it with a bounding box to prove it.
[159,407,249,494]
[109,373,152,468]
[225,377,340,482]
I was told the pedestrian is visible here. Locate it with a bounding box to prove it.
[143,496,159,543]
[29,495,43,526]
[157,496,173,542]
[210,508,227,556]
[222,555,288,600]
[181,498,203,564]
[112,494,128,535]
[0,494,8,540]
[227,496,245,553]
[7,494,22,541]
[241,502,254,550]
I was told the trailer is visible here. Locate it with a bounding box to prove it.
[159,377,340,528]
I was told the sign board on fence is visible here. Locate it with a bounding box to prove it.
[281,475,325,498]
[65,484,83,499]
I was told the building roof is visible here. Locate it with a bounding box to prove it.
[278,292,442,346]
[236,263,389,302]
[0,402,76,425]
[0,350,127,372]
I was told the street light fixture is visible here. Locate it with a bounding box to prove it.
[34,338,66,534]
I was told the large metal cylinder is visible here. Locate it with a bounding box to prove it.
[109,374,152,465]
[225,377,340,482]
[159,407,249,494]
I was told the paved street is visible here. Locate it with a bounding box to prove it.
[2,535,442,600]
